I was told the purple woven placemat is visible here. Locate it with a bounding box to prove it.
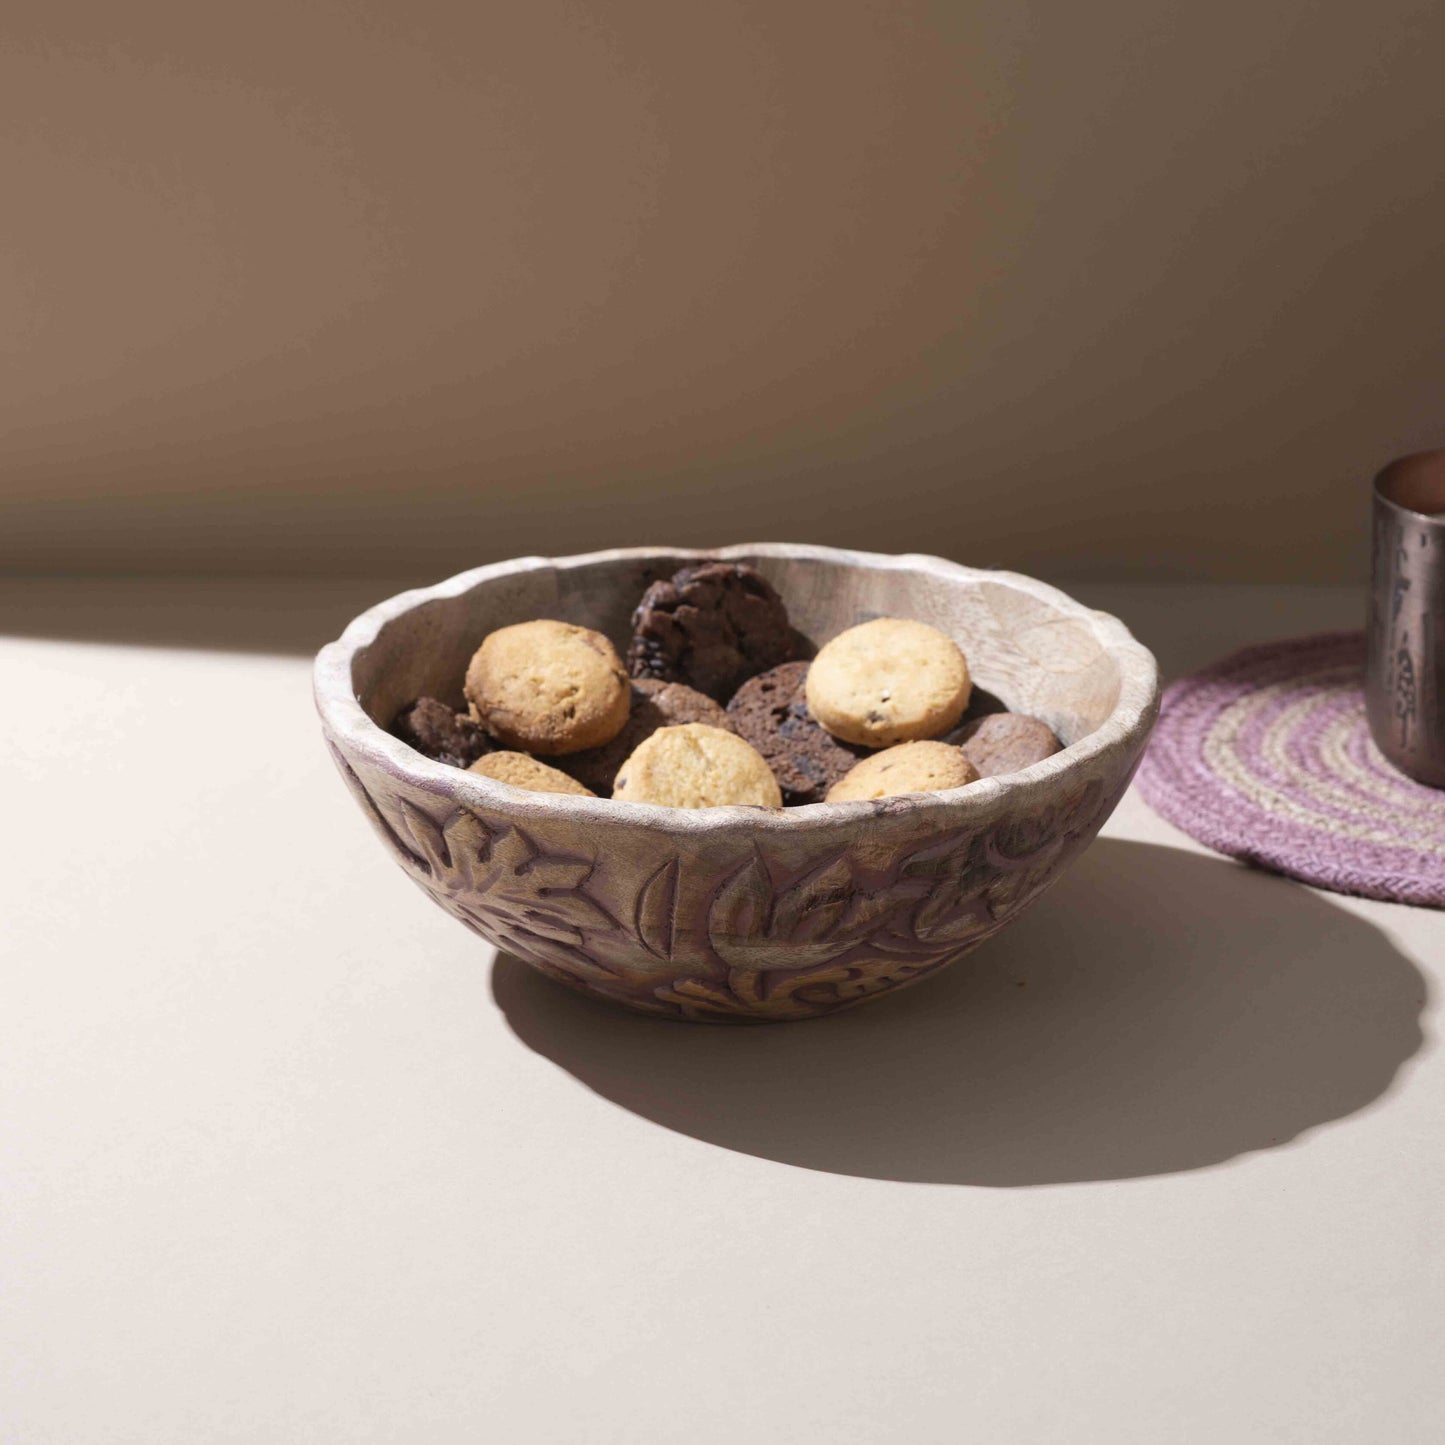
[1135,632,1445,908]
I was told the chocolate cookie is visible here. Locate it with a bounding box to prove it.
[954,712,1062,777]
[613,723,783,809]
[465,619,630,756]
[726,661,867,806]
[942,685,1010,736]
[469,752,595,796]
[627,561,796,703]
[391,696,492,769]
[826,742,980,803]
[806,617,972,747]
[559,678,734,796]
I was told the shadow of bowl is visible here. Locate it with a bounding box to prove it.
[491,839,1426,1186]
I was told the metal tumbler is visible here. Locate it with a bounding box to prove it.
[1366,449,1445,788]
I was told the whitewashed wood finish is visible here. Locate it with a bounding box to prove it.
[314,546,1159,1020]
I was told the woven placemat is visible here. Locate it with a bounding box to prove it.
[1135,632,1445,908]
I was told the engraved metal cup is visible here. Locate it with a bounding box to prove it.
[1366,449,1445,788]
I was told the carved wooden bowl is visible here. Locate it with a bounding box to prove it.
[314,545,1159,1022]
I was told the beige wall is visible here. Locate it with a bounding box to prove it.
[3,0,1442,583]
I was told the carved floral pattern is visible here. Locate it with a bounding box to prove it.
[329,744,1122,1022]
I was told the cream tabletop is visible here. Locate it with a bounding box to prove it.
[3,577,1440,1444]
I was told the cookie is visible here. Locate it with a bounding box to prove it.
[726,660,868,806]
[805,618,971,747]
[940,684,1010,738]
[464,619,630,756]
[559,678,734,796]
[954,712,1062,777]
[391,696,492,769]
[468,752,596,796]
[613,723,783,809]
[628,561,797,703]
[826,741,980,803]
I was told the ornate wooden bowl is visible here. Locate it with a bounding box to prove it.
[314,545,1159,1021]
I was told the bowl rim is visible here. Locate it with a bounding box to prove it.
[313,543,1160,834]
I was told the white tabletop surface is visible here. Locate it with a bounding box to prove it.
[3,577,1441,1445]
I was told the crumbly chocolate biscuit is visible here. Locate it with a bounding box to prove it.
[627,561,796,703]
[392,696,492,769]
[464,619,630,756]
[726,661,868,806]
[559,678,734,796]
[468,752,595,796]
[806,617,971,747]
[613,723,783,809]
[826,741,980,803]
[954,712,1062,777]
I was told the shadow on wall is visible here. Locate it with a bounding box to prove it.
[0,574,1367,681]
[4,5,1445,581]
[0,576,419,657]
[491,838,1426,1186]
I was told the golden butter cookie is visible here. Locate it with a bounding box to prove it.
[613,723,783,809]
[558,678,734,796]
[468,751,596,796]
[465,619,630,756]
[826,741,980,803]
[806,618,971,746]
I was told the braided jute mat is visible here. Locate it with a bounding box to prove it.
[1135,632,1444,908]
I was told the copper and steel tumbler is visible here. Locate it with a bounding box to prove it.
[1366,449,1445,788]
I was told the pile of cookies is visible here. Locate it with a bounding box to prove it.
[391,561,1062,808]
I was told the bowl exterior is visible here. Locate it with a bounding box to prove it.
[321,730,1145,1021]
[315,546,1157,1022]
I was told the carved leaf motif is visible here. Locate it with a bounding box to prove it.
[1061,778,1108,839]
[339,736,1119,1018]
[483,826,542,884]
[990,827,1048,866]
[440,809,494,890]
[509,830,594,893]
[747,962,855,1010]
[705,849,778,1004]
[835,882,927,943]
[399,812,628,975]
[471,827,619,935]
[911,881,996,945]
[653,976,759,1021]
[982,857,1057,920]
[768,853,855,948]
[898,828,979,879]
[500,931,633,992]
[652,974,847,1023]
[395,801,453,874]
[635,857,680,960]
[707,850,772,964]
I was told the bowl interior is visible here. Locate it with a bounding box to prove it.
[349,550,1125,756]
